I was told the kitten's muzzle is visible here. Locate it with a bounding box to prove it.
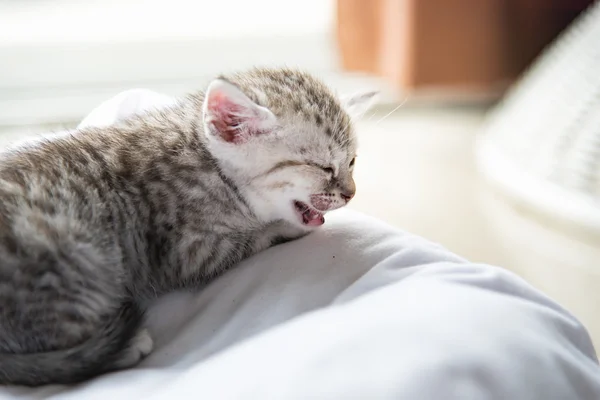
[340,191,355,202]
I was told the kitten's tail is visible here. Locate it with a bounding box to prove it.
[0,301,144,386]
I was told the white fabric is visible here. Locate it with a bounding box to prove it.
[2,90,599,400]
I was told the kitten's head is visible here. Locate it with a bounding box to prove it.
[201,67,377,231]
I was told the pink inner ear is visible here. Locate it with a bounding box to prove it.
[207,91,248,143]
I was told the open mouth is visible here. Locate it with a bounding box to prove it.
[294,201,325,226]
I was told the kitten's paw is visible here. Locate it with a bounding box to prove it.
[114,329,154,368]
[133,328,154,357]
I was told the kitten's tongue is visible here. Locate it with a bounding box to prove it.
[303,208,325,226]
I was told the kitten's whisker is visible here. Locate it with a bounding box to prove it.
[366,111,378,121]
[375,97,409,125]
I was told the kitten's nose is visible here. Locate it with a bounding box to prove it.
[339,179,356,203]
[340,191,355,202]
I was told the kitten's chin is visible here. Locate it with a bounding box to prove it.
[293,200,325,227]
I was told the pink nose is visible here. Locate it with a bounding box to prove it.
[340,192,354,202]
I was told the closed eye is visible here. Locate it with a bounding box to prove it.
[307,162,335,176]
[322,166,334,175]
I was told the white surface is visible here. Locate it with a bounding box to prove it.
[1,92,599,399]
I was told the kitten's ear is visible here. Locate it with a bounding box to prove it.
[341,91,379,118]
[203,79,277,143]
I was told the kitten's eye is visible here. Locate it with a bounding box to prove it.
[322,167,335,175]
[349,157,356,167]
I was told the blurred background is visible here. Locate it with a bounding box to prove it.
[1,0,599,346]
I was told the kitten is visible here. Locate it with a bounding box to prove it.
[0,67,376,386]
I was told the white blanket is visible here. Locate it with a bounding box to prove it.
[2,90,599,400]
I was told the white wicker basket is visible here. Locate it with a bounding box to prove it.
[476,1,600,238]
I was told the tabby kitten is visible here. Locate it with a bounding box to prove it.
[0,68,376,386]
